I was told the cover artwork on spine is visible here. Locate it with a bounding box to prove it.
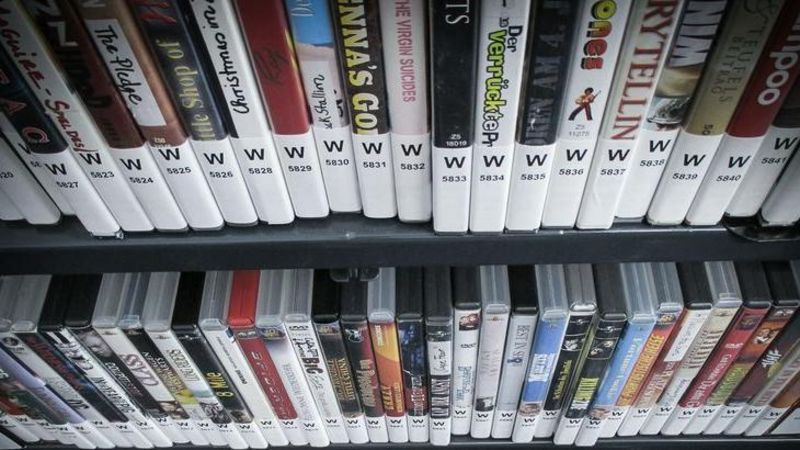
[451,267,481,435]
[395,268,428,442]
[423,267,453,446]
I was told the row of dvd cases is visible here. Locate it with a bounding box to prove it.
[2,0,800,238]
[1,263,800,448]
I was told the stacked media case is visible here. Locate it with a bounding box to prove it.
[450,268,481,435]
[395,269,429,442]
[423,268,454,446]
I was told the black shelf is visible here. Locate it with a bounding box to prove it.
[1,216,799,275]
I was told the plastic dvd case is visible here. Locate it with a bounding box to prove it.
[423,267,454,446]
[451,267,481,434]
[367,268,408,442]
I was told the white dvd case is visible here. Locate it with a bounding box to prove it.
[451,268,481,435]
[380,0,431,222]
[540,0,632,228]
[470,266,511,438]
[257,270,330,448]
[0,397,55,442]
[0,0,152,232]
[0,140,60,225]
[744,379,800,437]
[760,151,800,227]
[468,0,530,233]
[0,410,41,444]
[188,0,294,225]
[198,271,290,447]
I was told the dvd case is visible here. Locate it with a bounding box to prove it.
[0,407,41,444]
[771,403,800,435]
[616,0,729,220]
[130,0,258,226]
[491,266,538,439]
[574,263,659,446]
[468,0,531,233]
[429,0,479,233]
[745,373,800,436]
[554,265,627,445]
[541,0,633,228]
[331,0,397,218]
[686,3,800,225]
[284,0,361,213]
[451,267,481,434]
[0,351,55,444]
[535,264,598,438]
[423,267,453,446]
[576,1,684,229]
[471,266,511,438]
[198,271,289,447]
[74,0,224,230]
[257,270,330,447]
[186,0,294,224]
[340,279,389,443]
[367,268,408,442]
[648,0,783,225]
[760,150,800,227]
[505,0,580,232]
[0,137,60,225]
[395,268,428,442]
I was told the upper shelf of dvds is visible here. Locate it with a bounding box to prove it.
[0,216,798,275]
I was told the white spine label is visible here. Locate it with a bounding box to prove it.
[432,146,472,233]
[505,143,555,231]
[273,131,330,219]
[351,133,397,218]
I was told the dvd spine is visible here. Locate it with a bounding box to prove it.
[397,316,428,442]
[686,4,800,225]
[174,327,262,448]
[313,320,369,443]
[284,0,361,213]
[0,137,60,225]
[370,319,408,442]
[491,312,537,439]
[129,0,258,226]
[187,0,294,224]
[505,0,579,232]
[471,306,511,438]
[285,320,349,443]
[512,314,568,443]
[616,0,728,220]
[0,360,65,443]
[745,376,800,436]
[235,0,330,219]
[468,0,531,233]
[0,409,41,444]
[648,0,783,225]
[259,322,330,447]
[426,316,453,446]
[759,147,800,226]
[74,0,224,230]
[602,309,682,437]
[541,0,632,228]
[429,0,479,233]
[451,306,481,435]
[576,0,683,230]
[0,394,54,443]
[233,325,307,446]
[341,319,389,443]
[331,0,397,219]
[535,311,594,438]
[575,318,656,446]
[25,0,187,232]
[770,405,800,435]
[379,0,431,222]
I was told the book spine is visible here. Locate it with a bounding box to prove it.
[642,303,741,435]
[648,0,783,225]
[174,328,260,448]
[259,323,329,447]
[470,307,511,438]
[426,319,453,446]
[535,311,594,438]
[26,0,187,232]
[235,0,329,219]
[75,0,224,230]
[285,321,349,443]
[468,0,531,233]
[491,313,537,439]
[370,320,408,442]
[95,328,194,445]
[577,0,683,230]
[505,0,578,232]
[672,306,770,435]
[512,315,568,443]
[379,0,431,222]
[129,0,258,226]
[314,320,368,443]
[687,4,800,225]
[341,319,388,443]
[234,326,307,446]
[617,307,711,436]
[429,0,479,233]
[0,137,60,225]
[759,146,800,226]
[397,318,428,442]
[186,0,294,224]
[451,306,481,435]
[602,309,681,437]
[284,0,361,213]
[541,0,632,228]
[745,377,800,436]
[576,318,656,445]
[332,0,397,219]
